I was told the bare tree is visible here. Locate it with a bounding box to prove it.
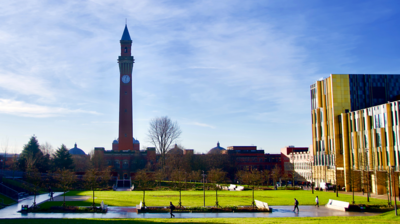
[40,142,54,158]
[1,138,9,171]
[83,168,111,209]
[271,165,282,187]
[135,169,154,207]
[237,169,264,208]
[208,168,227,207]
[25,167,42,208]
[148,116,182,168]
[53,169,76,207]
[170,168,187,208]
[154,169,166,187]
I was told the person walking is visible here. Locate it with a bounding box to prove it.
[293,198,299,212]
[315,196,319,207]
[50,191,54,201]
[48,186,52,201]
[169,202,175,218]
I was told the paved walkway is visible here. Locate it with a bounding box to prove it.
[322,189,398,202]
[52,196,90,202]
[0,193,377,219]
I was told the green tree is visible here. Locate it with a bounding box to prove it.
[53,144,74,170]
[19,136,43,171]
[207,168,226,207]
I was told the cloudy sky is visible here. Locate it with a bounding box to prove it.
[1,0,400,154]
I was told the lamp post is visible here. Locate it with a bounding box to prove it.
[310,157,314,194]
[392,166,398,216]
[366,163,370,202]
[202,170,206,207]
[0,159,3,178]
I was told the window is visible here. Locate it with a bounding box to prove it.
[364,135,368,148]
[123,161,129,169]
[387,151,389,166]
[363,117,366,130]
[376,133,381,147]
[124,47,128,53]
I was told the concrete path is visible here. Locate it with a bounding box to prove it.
[52,196,90,202]
[0,193,378,219]
[322,189,398,202]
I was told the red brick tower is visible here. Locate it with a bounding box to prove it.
[117,25,135,151]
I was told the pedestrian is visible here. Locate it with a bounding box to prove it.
[169,202,175,218]
[293,198,299,212]
[50,191,54,201]
[48,186,52,200]
[315,196,319,207]
[362,187,364,195]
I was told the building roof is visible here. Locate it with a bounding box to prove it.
[69,143,86,155]
[167,144,183,155]
[207,142,226,154]
[121,25,131,41]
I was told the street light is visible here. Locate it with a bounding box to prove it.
[202,171,207,207]
[392,166,398,216]
[0,159,3,178]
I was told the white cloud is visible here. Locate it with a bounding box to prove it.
[0,98,100,118]
[186,122,216,129]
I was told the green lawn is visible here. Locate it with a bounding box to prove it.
[38,190,388,208]
[0,193,16,205]
[1,211,400,224]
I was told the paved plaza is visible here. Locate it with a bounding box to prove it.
[0,193,379,219]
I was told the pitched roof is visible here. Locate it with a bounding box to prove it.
[121,25,131,41]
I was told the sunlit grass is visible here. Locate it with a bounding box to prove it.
[38,190,389,208]
[1,210,400,224]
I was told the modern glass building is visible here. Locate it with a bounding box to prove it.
[311,74,400,194]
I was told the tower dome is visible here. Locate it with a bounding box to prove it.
[207,142,226,154]
[69,143,86,155]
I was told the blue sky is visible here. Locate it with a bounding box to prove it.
[1,0,400,154]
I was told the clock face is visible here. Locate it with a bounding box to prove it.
[122,75,130,84]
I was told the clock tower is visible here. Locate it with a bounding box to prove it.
[117,25,135,151]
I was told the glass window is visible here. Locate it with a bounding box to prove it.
[364,135,368,148]
[376,133,381,147]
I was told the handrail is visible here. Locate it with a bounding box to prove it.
[0,183,19,199]
[0,183,18,194]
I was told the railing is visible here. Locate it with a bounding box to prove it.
[1,181,26,193]
[0,183,19,200]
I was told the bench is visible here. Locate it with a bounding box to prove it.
[100,201,108,212]
[235,186,244,191]
[136,201,142,210]
[325,199,350,211]
[255,199,270,211]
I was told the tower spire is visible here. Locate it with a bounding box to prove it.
[121,25,131,41]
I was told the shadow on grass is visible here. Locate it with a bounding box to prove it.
[0,219,207,224]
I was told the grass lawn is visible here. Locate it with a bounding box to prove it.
[1,211,400,224]
[39,189,388,208]
[0,193,16,205]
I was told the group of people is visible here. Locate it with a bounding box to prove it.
[292,196,319,213]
